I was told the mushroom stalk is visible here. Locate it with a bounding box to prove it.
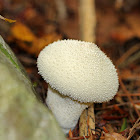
[46,85,88,134]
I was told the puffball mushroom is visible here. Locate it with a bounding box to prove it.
[37,39,119,134]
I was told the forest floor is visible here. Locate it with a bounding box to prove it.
[0,0,140,139]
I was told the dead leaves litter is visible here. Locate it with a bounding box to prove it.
[9,21,62,56]
[104,132,127,140]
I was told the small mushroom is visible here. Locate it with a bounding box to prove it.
[37,39,119,134]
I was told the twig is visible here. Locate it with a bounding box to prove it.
[68,135,90,140]
[127,117,140,140]
[79,0,96,138]
[116,44,140,68]
[0,15,16,23]
[124,51,140,68]
[79,0,96,42]
[95,100,140,110]
[117,93,140,97]
[119,77,140,117]
[55,0,67,20]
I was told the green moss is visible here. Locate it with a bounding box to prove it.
[0,43,19,69]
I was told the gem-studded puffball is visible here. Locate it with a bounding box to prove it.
[37,40,119,103]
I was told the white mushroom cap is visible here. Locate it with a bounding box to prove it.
[37,39,119,103]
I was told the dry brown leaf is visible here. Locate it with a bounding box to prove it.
[18,33,62,56]
[104,132,127,140]
[120,69,140,80]
[32,33,62,56]
[111,13,140,43]
[13,33,62,56]
[111,26,134,43]
[79,104,95,137]
[105,124,116,134]
[120,69,132,79]
[10,22,62,56]
[11,22,36,42]
[68,129,73,138]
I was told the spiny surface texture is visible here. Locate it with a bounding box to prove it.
[37,39,119,103]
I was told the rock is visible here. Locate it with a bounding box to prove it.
[0,36,66,140]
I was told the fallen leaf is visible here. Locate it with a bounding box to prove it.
[10,22,62,56]
[111,13,140,43]
[105,132,127,140]
[68,129,73,138]
[17,33,62,56]
[11,21,36,42]
[79,104,95,137]
[32,33,62,56]
[105,124,115,133]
